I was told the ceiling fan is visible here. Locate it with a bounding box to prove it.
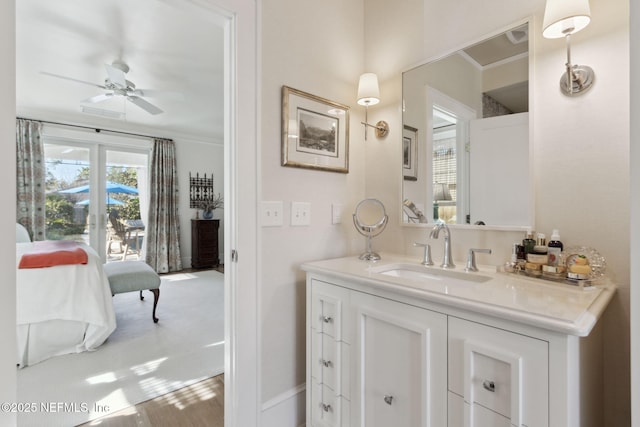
[42,60,164,115]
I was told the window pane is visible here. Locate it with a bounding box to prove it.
[43,143,91,241]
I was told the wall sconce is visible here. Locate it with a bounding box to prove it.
[357,73,389,140]
[542,0,594,95]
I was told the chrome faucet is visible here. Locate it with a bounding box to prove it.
[429,222,455,269]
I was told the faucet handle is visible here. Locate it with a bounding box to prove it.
[414,242,434,266]
[465,248,492,272]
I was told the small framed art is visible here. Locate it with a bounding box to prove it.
[403,125,418,181]
[281,86,350,173]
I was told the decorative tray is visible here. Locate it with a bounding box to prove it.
[498,246,606,289]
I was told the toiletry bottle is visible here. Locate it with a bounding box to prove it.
[522,229,536,254]
[547,229,564,266]
[534,233,547,254]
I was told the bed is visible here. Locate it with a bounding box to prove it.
[16,240,116,368]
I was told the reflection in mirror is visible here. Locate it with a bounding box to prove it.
[402,22,531,229]
[353,198,388,261]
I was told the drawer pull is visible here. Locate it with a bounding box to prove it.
[320,359,333,368]
[384,395,394,405]
[322,316,333,324]
[321,403,332,412]
[482,380,496,392]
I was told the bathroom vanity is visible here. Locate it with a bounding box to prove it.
[302,254,615,427]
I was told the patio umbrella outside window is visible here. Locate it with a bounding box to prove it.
[59,181,139,195]
[76,196,125,206]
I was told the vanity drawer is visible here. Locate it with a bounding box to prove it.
[311,280,350,342]
[310,382,350,427]
[310,331,351,398]
[448,317,548,426]
[448,392,511,427]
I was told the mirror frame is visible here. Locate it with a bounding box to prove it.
[400,18,534,232]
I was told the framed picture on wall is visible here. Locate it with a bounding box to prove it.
[403,125,418,181]
[281,86,350,173]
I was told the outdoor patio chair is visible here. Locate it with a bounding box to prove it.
[107,210,140,261]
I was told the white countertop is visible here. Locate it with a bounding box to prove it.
[301,253,616,337]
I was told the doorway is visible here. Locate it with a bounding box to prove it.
[12,0,261,425]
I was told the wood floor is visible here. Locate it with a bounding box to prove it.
[78,375,224,427]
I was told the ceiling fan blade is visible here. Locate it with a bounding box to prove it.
[127,96,163,115]
[82,93,114,104]
[132,89,184,101]
[105,63,127,88]
[40,71,106,89]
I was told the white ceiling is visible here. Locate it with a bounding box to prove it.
[16,0,225,141]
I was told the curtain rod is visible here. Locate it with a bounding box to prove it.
[16,117,167,141]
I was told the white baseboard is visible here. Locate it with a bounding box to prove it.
[261,383,306,427]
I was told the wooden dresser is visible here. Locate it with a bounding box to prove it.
[191,219,220,268]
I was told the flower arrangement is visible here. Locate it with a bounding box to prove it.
[198,193,224,215]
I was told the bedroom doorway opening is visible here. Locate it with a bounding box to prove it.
[43,139,149,263]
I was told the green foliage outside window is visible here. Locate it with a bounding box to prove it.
[45,166,142,239]
[45,194,86,240]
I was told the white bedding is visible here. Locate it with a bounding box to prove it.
[16,241,116,367]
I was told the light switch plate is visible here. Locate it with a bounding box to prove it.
[332,203,343,224]
[261,201,283,227]
[291,202,311,226]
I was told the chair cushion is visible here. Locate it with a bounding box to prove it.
[103,261,161,294]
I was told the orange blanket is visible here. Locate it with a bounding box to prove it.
[18,240,88,269]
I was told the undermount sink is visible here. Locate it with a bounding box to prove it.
[369,263,491,284]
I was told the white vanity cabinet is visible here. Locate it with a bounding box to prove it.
[307,278,447,427]
[304,255,615,427]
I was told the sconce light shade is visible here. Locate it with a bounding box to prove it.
[543,0,591,39]
[433,183,452,202]
[542,0,594,95]
[357,73,380,106]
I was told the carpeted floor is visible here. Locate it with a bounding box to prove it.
[17,269,224,427]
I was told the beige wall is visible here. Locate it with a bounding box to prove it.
[260,0,366,407]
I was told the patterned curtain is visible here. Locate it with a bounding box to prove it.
[146,138,182,273]
[16,119,45,241]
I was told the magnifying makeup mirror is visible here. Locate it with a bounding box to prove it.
[353,198,388,261]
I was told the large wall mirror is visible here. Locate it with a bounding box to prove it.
[401,21,532,229]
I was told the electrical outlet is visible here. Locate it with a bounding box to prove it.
[261,201,283,227]
[291,202,311,226]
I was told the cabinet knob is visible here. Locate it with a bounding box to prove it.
[320,358,333,368]
[482,379,496,392]
[322,316,333,324]
[383,395,394,405]
[321,403,332,412]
